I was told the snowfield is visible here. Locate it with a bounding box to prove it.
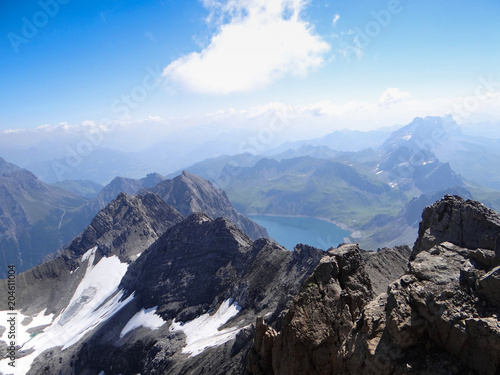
[0,246,133,375]
[120,306,166,338]
[169,298,244,357]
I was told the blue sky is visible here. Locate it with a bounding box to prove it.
[1,0,500,134]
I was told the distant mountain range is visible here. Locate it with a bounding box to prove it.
[0,157,88,277]
[13,117,500,190]
[172,116,500,248]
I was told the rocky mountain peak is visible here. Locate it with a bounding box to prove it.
[413,194,500,257]
[68,192,183,261]
[381,116,450,153]
[147,171,268,240]
[142,172,165,186]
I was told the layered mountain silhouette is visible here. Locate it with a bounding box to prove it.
[145,170,267,240]
[0,157,88,276]
[174,116,500,249]
[0,158,267,276]
[2,115,500,373]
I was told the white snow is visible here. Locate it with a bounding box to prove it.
[80,246,95,262]
[0,246,133,375]
[120,306,166,338]
[169,298,243,357]
[402,133,412,141]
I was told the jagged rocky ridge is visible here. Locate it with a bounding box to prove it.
[1,194,500,374]
[338,195,500,375]
[0,159,267,278]
[0,192,320,374]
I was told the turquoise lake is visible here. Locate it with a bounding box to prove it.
[249,215,351,250]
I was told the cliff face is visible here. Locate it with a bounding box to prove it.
[248,244,374,375]
[71,216,323,375]
[413,194,500,257]
[339,196,500,375]
[0,192,183,317]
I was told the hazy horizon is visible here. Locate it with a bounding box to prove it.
[2,1,500,133]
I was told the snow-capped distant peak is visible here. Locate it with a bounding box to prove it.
[402,133,412,141]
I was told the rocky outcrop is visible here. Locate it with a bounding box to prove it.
[147,170,268,240]
[338,196,500,375]
[248,244,374,375]
[413,194,500,257]
[120,215,322,323]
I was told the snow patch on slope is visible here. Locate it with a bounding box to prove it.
[0,246,133,375]
[169,298,243,357]
[120,306,166,338]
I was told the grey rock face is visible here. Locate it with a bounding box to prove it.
[361,245,411,296]
[339,196,500,375]
[120,214,322,322]
[0,192,183,317]
[413,194,500,257]
[68,192,183,261]
[71,215,323,375]
[249,244,374,375]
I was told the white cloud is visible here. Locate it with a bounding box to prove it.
[332,14,340,26]
[162,0,330,94]
[378,87,411,109]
